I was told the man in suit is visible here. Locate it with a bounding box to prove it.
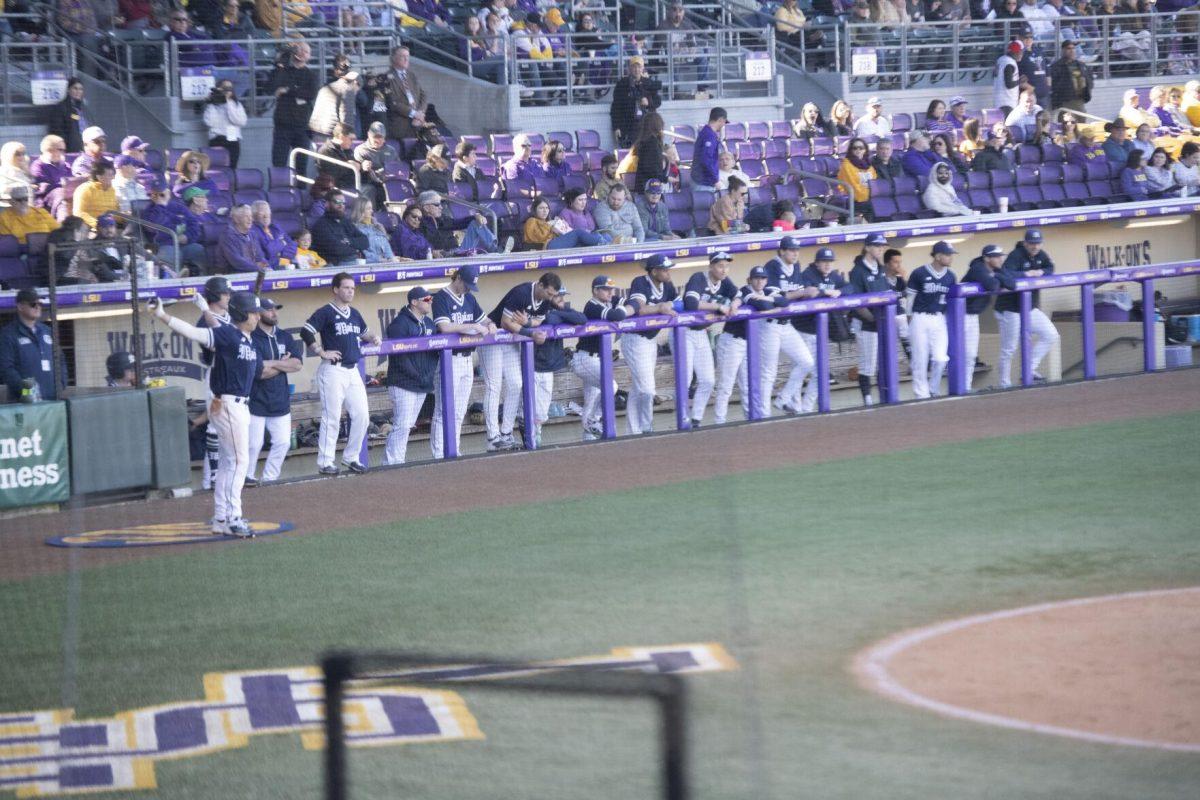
[383,46,430,141]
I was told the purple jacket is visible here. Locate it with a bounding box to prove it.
[901,148,941,178]
[250,222,298,268]
[173,176,220,199]
[141,201,189,247]
[558,208,596,233]
[692,124,721,187]
[391,222,434,260]
[70,151,105,178]
[217,225,266,272]
[502,155,535,182]
[30,158,71,206]
[533,160,572,180]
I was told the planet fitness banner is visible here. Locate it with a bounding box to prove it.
[0,401,70,509]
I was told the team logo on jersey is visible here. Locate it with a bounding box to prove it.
[45,521,294,548]
[0,644,734,797]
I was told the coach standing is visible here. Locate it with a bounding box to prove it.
[0,289,63,402]
[247,297,302,486]
[961,244,1015,391]
[996,229,1060,388]
[384,287,438,465]
[270,40,319,169]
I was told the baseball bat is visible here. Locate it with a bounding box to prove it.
[253,267,266,297]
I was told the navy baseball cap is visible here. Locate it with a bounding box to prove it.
[709,250,733,263]
[592,275,617,288]
[932,240,958,255]
[149,177,169,192]
[981,244,1005,257]
[407,286,433,302]
[748,265,768,279]
[260,297,283,310]
[114,154,138,169]
[645,179,664,194]
[865,233,888,246]
[96,213,117,228]
[779,235,802,250]
[1024,229,1044,243]
[645,253,675,271]
[815,247,835,261]
[455,264,479,290]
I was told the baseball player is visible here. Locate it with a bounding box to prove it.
[482,272,558,450]
[713,265,785,425]
[574,276,633,440]
[105,351,137,388]
[148,291,297,537]
[246,297,302,486]
[905,241,959,399]
[384,287,438,465]
[779,247,845,413]
[961,244,1016,391]
[883,248,912,363]
[623,254,678,435]
[996,229,1060,387]
[532,287,585,445]
[301,273,379,475]
[197,276,232,490]
[762,235,819,417]
[430,265,495,459]
[846,233,891,405]
[681,251,741,427]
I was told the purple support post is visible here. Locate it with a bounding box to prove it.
[520,340,537,450]
[745,318,761,421]
[671,325,691,430]
[880,303,900,404]
[598,332,617,440]
[1080,283,1096,381]
[947,296,967,395]
[356,360,370,467]
[815,312,831,413]
[1019,290,1033,387]
[1141,278,1156,372]
[438,349,457,459]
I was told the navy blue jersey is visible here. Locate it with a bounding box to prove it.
[764,256,806,294]
[432,288,487,355]
[796,264,847,334]
[996,242,1054,312]
[304,303,369,368]
[683,271,738,329]
[846,256,891,331]
[487,281,550,329]
[626,274,678,339]
[249,325,300,417]
[208,324,261,397]
[534,307,587,372]
[385,308,438,394]
[724,285,784,339]
[907,264,956,314]
[197,309,232,368]
[577,297,628,355]
[962,257,1012,315]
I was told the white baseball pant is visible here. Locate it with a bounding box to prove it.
[431,353,474,458]
[895,313,910,341]
[385,386,427,465]
[620,333,658,434]
[316,362,369,469]
[533,372,554,439]
[995,308,1060,388]
[210,395,251,524]
[910,313,949,399]
[247,412,291,482]
[681,328,715,423]
[964,313,981,390]
[202,378,217,489]
[759,323,813,417]
[572,351,614,432]
[479,342,522,439]
[794,332,820,412]
[713,332,750,424]
[857,329,879,378]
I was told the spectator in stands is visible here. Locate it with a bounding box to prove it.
[924,163,975,217]
[142,178,207,272]
[610,56,662,148]
[71,126,107,178]
[0,185,59,244]
[383,46,431,142]
[41,216,89,285]
[1182,82,1200,127]
[56,0,102,53]
[932,134,967,173]
[348,197,397,262]
[417,190,504,255]
[254,0,313,36]
[317,123,359,193]
[202,79,247,170]
[1005,89,1041,131]
[1144,148,1177,196]
[1171,142,1200,197]
[451,140,483,199]
[1149,86,1190,131]
[994,40,1023,115]
[1130,124,1156,161]
[391,202,435,259]
[873,0,911,24]
[310,71,361,141]
[592,183,644,244]
[47,78,89,155]
[775,0,823,53]
[1017,28,1051,110]
[311,190,367,265]
[477,0,511,33]
[535,140,572,180]
[73,159,118,229]
[1120,151,1152,201]
[182,187,220,232]
[655,1,710,87]
[118,0,155,28]
[165,10,213,67]
[1119,90,1158,130]
[791,102,829,139]
[512,13,554,92]
[854,97,891,139]
[924,100,954,135]
[214,203,266,273]
[716,151,751,191]
[947,96,970,129]
[560,187,611,243]
[306,174,337,225]
[502,133,536,182]
[629,113,668,193]
[902,131,940,178]
[1028,111,1054,146]
[837,137,876,213]
[1102,119,1134,163]
[706,177,747,235]
[828,100,854,136]
[270,40,318,168]
[31,135,71,213]
[416,144,452,195]
[1106,0,1152,63]
[523,196,601,249]
[293,229,326,268]
[87,214,130,282]
[691,107,727,191]
[592,153,623,201]
[636,179,678,241]
[250,200,298,269]
[960,118,985,161]
[173,150,220,199]
[117,136,150,172]
[214,0,257,36]
[1068,131,1106,166]
[1,289,63,401]
[1049,40,1092,114]
[870,139,903,179]
[0,142,34,200]
[112,155,148,213]
[1056,111,1080,144]
[461,15,504,82]
[987,0,1022,19]
[971,130,1011,172]
[351,121,394,208]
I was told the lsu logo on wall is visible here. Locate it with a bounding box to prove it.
[0,644,734,797]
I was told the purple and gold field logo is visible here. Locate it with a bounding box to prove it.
[0,644,734,797]
[45,521,294,548]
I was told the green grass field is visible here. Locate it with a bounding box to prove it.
[3,410,1199,799]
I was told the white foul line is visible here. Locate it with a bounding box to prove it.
[853,586,1200,752]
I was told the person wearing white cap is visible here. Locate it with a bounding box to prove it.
[70,126,107,177]
[502,133,536,182]
[852,97,891,139]
[948,96,970,129]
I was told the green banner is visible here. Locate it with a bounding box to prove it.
[0,401,70,509]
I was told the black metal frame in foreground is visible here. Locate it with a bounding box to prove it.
[322,651,690,800]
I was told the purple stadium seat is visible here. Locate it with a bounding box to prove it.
[576,129,602,150]
[769,120,791,140]
[203,146,230,169]
[818,155,841,176]
[385,160,411,180]
[273,212,303,237]
[913,112,927,128]
[1107,161,1124,179]
[773,183,800,203]
[533,176,560,197]
[1039,163,1065,184]
[669,210,693,235]
[1085,180,1110,200]
[663,192,692,213]
[449,181,475,201]
[724,122,747,142]
[200,220,225,245]
[801,178,829,198]
[1016,144,1041,164]
[1062,163,1084,183]
[890,133,908,150]
[834,137,852,155]
[477,176,501,199]
[269,167,293,188]
[748,186,773,207]
[460,135,487,153]
[992,181,1018,210]
[267,188,301,212]
[1041,143,1065,163]
[990,169,1015,189]
[670,124,696,141]
[1064,177,1090,205]
[525,133,546,151]
[674,141,695,162]
[967,171,991,190]
[895,193,923,218]
[563,152,585,173]
[491,134,515,158]
[871,196,899,221]
[1084,161,1108,182]
[692,207,711,232]
[1039,180,1067,207]
[476,156,498,178]
[762,140,787,160]
[1015,182,1044,208]
[233,189,267,206]
[968,189,994,211]
[764,157,789,177]
[0,235,29,289]
[893,174,918,195]
[1107,178,1129,203]
[868,178,894,198]
[951,173,967,193]
[690,190,713,213]
[735,141,761,161]
[561,173,588,195]
[748,121,770,141]
[504,176,536,199]
[891,113,912,133]
[741,160,767,181]
[1015,165,1039,186]
[547,131,572,150]
[787,139,811,158]
[234,168,263,190]
[385,179,414,202]
[811,137,834,156]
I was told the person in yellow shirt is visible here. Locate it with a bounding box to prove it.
[72,159,119,229]
[0,185,59,243]
[837,137,877,215]
[774,0,808,48]
[1183,80,1200,128]
[293,229,327,269]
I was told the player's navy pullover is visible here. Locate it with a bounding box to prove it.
[432,288,486,355]
[996,242,1054,312]
[535,307,587,372]
[962,256,1015,315]
[847,255,890,331]
[249,325,300,417]
[906,264,957,314]
[682,270,738,329]
[577,297,628,356]
[208,325,261,397]
[626,274,677,339]
[796,264,847,334]
[724,285,785,339]
[385,307,438,393]
[303,303,368,368]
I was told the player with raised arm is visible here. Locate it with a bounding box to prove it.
[197,276,232,490]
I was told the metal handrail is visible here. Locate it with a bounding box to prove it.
[289,147,362,195]
[442,196,499,240]
[789,168,855,221]
[110,211,182,276]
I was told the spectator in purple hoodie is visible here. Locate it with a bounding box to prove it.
[533,140,572,180]
[391,202,437,259]
[30,135,72,214]
[502,133,537,182]
[558,188,613,244]
[249,200,298,269]
[901,131,941,178]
